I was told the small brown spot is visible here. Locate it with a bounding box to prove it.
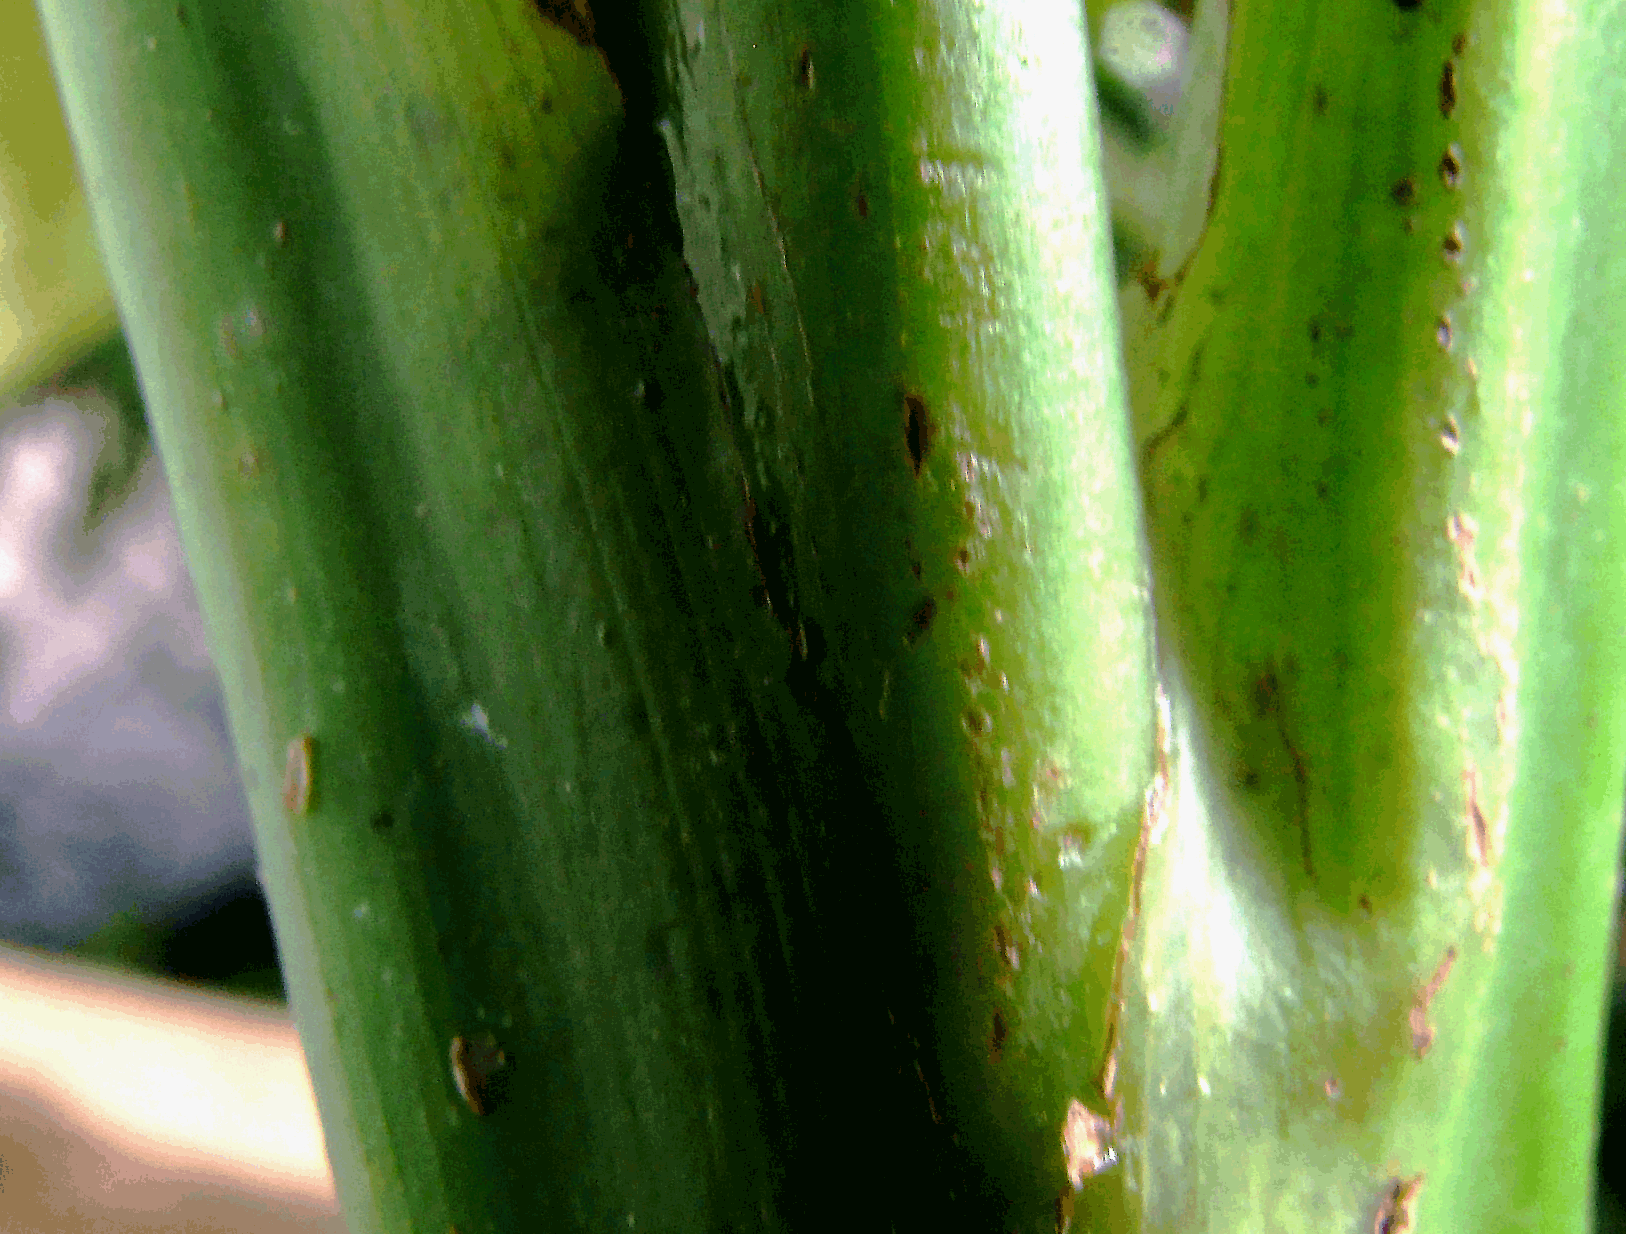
[1393,0,1422,8]
[953,545,971,572]
[1452,31,1468,55]
[1437,315,1453,350]
[796,46,814,89]
[1443,222,1464,261]
[1324,1076,1342,1099]
[1359,893,1374,914]
[904,393,932,477]
[282,733,313,814]
[748,280,766,315]
[1391,176,1417,207]
[905,595,937,645]
[449,1034,510,1116]
[990,1009,1008,1059]
[855,190,869,219]
[1440,143,1463,188]
[1439,60,1457,118]
[1440,414,1460,454]
[272,218,289,245]
[1375,1174,1425,1234]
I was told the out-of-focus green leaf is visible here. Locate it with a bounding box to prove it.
[0,0,115,403]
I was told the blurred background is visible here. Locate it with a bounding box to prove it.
[0,1,1620,1231]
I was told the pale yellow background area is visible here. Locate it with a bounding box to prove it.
[0,943,342,1233]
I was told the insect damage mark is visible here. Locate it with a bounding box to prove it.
[904,393,933,477]
[1375,1174,1425,1234]
[1409,946,1457,1057]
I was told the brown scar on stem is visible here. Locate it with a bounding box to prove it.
[737,477,774,613]
[1440,143,1463,188]
[1375,1174,1426,1234]
[1439,59,1457,117]
[1464,764,1491,868]
[1410,946,1458,1057]
[283,733,314,814]
[1099,686,1169,1098]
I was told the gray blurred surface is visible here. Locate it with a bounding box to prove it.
[0,398,253,950]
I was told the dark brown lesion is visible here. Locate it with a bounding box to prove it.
[904,393,933,477]
[1439,59,1457,118]
[904,595,937,646]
